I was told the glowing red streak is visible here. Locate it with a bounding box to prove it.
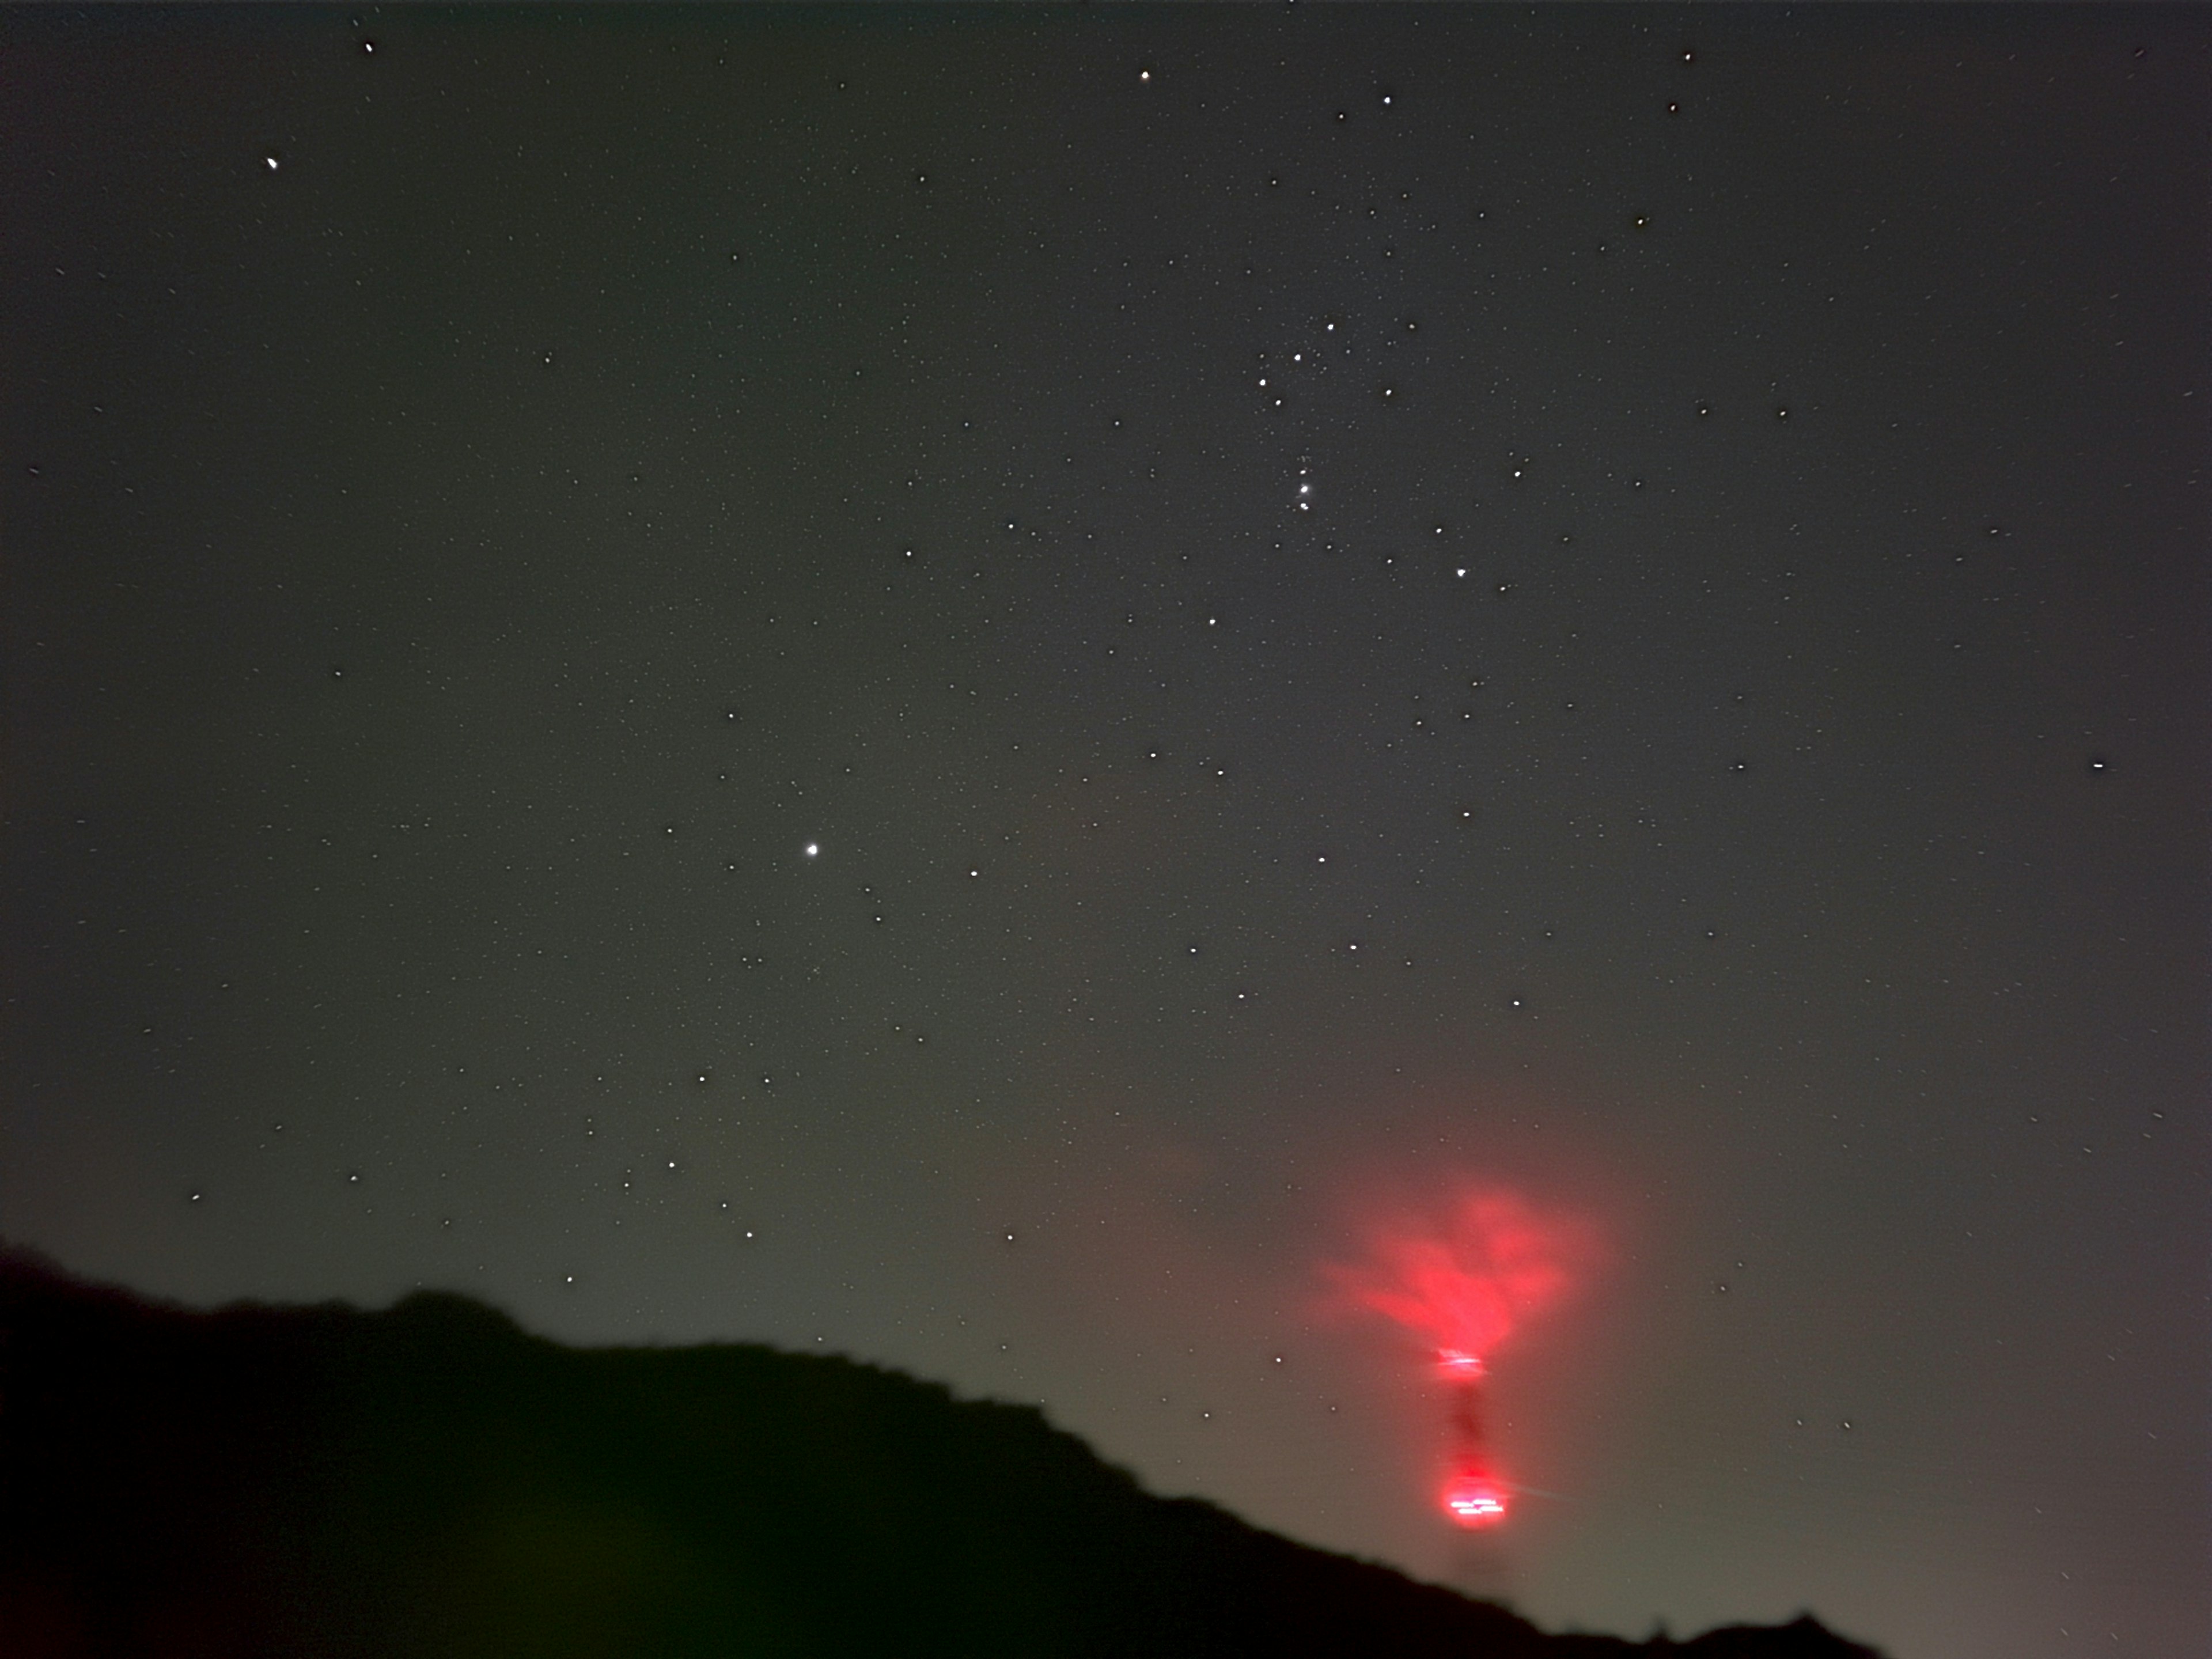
[1323,1183,1600,1531]
[1441,1467,1508,1528]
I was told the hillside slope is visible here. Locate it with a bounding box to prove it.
[0,1250,1880,1658]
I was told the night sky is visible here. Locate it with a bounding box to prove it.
[5,7,2207,1656]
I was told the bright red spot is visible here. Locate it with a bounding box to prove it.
[1321,1185,1599,1362]
[1440,1466,1509,1528]
[1435,1348,1485,1380]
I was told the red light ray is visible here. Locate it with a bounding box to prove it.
[1320,1181,1602,1530]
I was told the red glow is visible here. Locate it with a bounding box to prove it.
[1441,1465,1509,1528]
[1435,1348,1485,1380]
[1321,1185,1599,1364]
[1322,1181,1601,1531]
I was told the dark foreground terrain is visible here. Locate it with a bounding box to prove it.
[0,1250,1880,1658]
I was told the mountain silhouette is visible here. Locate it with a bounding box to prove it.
[0,1248,1881,1658]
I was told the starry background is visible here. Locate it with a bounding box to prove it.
[3,7,2206,1657]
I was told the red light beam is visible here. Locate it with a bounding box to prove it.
[1320,1181,1602,1530]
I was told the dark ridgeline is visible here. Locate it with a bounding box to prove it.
[0,1249,1880,1658]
